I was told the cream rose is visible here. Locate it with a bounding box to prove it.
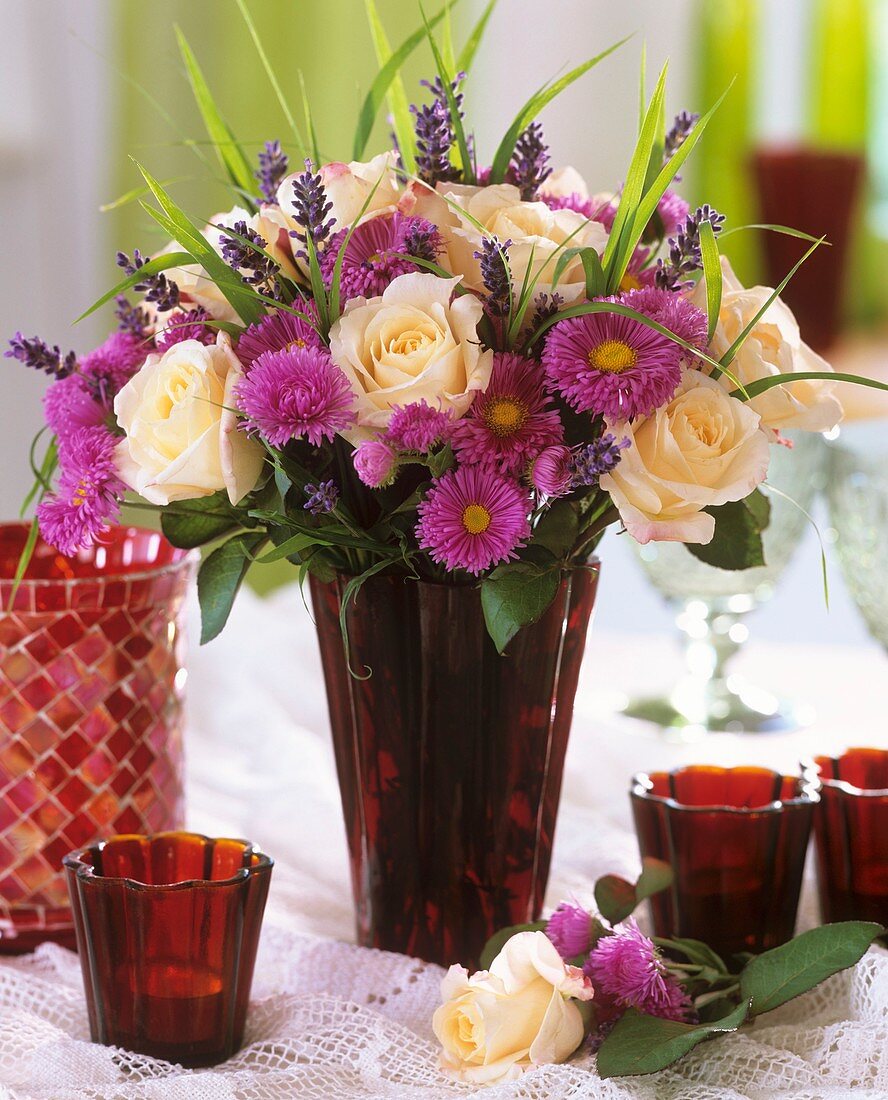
[690,257,842,435]
[541,165,591,200]
[276,151,402,237]
[114,332,264,506]
[442,183,608,305]
[600,369,771,544]
[328,272,493,439]
[433,931,593,1085]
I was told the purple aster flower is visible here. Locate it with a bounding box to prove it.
[116,249,180,313]
[571,434,630,487]
[532,445,573,497]
[114,295,149,339]
[256,139,289,205]
[542,308,683,421]
[353,438,398,488]
[236,345,356,447]
[79,332,147,396]
[453,353,563,474]
[235,306,323,371]
[655,191,691,240]
[507,120,552,201]
[6,333,76,379]
[289,159,335,255]
[621,286,708,353]
[411,73,465,187]
[416,465,531,576]
[156,308,217,351]
[43,375,107,441]
[584,918,693,1023]
[542,191,597,220]
[320,214,443,300]
[474,236,512,318]
[546,903,593,958]
[656,204,726,291]
[386,400,452,453]
[36,427,126,557]
[304,480,339,515]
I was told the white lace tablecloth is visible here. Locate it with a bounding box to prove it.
[2,585,888,1100]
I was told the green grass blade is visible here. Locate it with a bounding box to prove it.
[365,0,417,175]
[698,220,722,343]
[235,0,306,154]
[421,5,474,181]
[732,369,888,401]
[75,251,192,323]
[489,36,630,183]
[297,70,323,168]
[720,236,826,367]
[720,223,828,243]
[175,26,256,203]
[763,483,830,609]
[329,170,387,322]
[353,0,459,162]
[8,520,41,612]
[456,0,499,73]
[441,5,457,74]
[99,178,190,213]
[638,42,647,131]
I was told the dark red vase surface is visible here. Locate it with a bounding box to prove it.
[632,765,816,959]
[812,749,888,927]
[0,524,194,953]
[64,832,272,1067]
[310,565,599,968]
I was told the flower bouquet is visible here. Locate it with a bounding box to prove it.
[7,3,884,964]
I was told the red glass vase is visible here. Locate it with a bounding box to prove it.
[310,565,599,969]
[631,765,817,959]
[0,524,194,952]
[64,832,272,1067]
[812,749,888,926]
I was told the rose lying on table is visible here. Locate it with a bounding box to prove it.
[433,860,884,1083]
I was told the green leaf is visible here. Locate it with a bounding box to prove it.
[74,250,192,324]
[421,6,473,181]
[740,921,883,1018]
[654,936,729,975]
[698,220,722,343]
[684,499,765,572]
[720,222,827,244]
[480,563,561,654]
[235,0,306,154]
[533,500,579,558]
[365,0,417,175]
[456,0,499,73]
[197,532,266,644]
[479,921,547,971]
[636,858,674,902]
[297,69,323,169]
[160,493,240,549]
[595,875,637,925]
[353,0,459,162]
[597,1001,750,1078]
[489,37,630,183]
[175,26,256,203]
[744,486,771,531]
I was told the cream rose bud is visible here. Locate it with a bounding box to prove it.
[114,332,264,506]
[276,151,401,236]
[600,370,771,545]
[433,931,593,1085]
[541,165,591,200]
[442,183,608,305]
[328,272,493,440]
[690,257,842,435]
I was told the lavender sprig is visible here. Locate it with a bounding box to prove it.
[664,111,699,162]
[411,73,465,187]
[116,249,180,313]
[507,121,552,201]
[571,434,630,487]
[402,219,444,265]
[219,220,280,295]
[304,480,339,515]
[474,236,512,317]
[5,333,77,378]
[255,139,289,204]
[289,159,335,257]
[528,291,565,335]
[114,295,149,339]
[655,205,726,291]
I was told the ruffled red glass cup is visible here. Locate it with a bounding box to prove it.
[631,766,817,958]
[811,749,888,927]
[64,832,273,1067]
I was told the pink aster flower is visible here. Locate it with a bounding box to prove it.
[584,918,692,1023]
[43,375,107,441]
[353,438,398,488]
[452,353,563,474]
[618,247,658,294]
[320,213,442,301]
[546,903,593,958]
[79,332,147,392]
[542,191,597,220]
[236,345,356,447]
[621,286,708,353]
[656,190,690,239]
[416,465,531,576]
[156,307,217,351]
[532,445,573,497]
[386,400,452,453]
[36,427,126,557]
[542,308,682,421]
[235,304,323,371]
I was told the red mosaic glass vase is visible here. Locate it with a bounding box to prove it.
[0,524,195,953]
[310,564,600,969]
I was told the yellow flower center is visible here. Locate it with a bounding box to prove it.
[71,481,90,508]
[286,338,306,350]
[483,396,528,437]
[620,272,642,292]
[462,503,492,535]
[588,339,638,374]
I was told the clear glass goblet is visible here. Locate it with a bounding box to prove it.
[622,430,825,736]
[825,420,888,651]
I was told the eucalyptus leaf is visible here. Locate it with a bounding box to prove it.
[596,1001,750,1078]
[479,921,547,971]
[481,563,561,654]
[197,532,266,644]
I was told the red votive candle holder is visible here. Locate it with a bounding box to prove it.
[811,749,888,927]
[64,831,273,1067]
[631,766,817,958]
